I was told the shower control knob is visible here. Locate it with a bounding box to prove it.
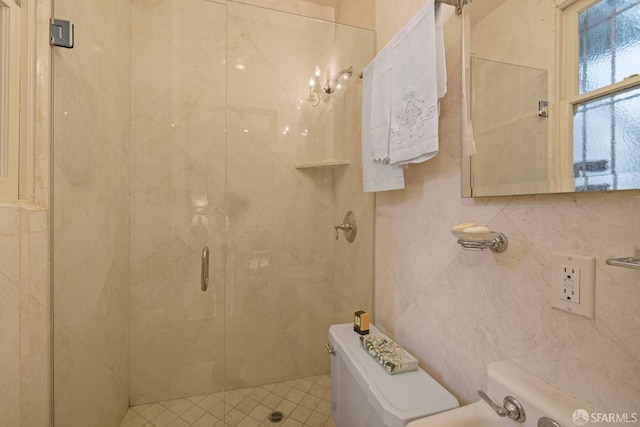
[334,211,357,243]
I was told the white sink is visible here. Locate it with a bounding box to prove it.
[408,362,606,427]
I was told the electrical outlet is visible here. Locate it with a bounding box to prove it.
[560,265,580,303]
[551,253,595,319]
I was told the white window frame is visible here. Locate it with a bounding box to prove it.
[558,0,640,181]
[0,0,21,199]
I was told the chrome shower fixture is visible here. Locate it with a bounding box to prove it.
[308,66,353,106]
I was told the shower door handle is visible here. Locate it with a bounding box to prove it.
[201,246,209,292]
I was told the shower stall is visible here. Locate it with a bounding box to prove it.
[52,0,374,425]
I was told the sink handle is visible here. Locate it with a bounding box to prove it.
[477,390,526,423]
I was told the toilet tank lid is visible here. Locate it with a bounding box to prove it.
[329,323,459,427]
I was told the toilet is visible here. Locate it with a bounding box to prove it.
[328,323,459,427]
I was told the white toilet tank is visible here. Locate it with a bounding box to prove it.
[328,323,459,427]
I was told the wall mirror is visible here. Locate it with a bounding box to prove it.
[462,0,640,197]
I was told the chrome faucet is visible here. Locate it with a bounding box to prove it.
[477,390,526,423]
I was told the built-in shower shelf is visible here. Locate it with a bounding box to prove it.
[605,257,640,270]
[295,159,350,169]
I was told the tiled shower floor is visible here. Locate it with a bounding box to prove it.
[119,374,336,427]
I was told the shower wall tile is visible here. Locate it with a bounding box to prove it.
[30,0,53,209]
[18,207,51,427]
[130,0,228,405]
[233,0,335,22]
[374,0,640,414]
[470,0,558,191]
[53,0,131,425]
[0,206,21,425]
[0,2,55,426]
[130,0,375,404]
[0,200,51,427]
[331,25,375,324]
[225,1,375,390]
[223,2,353,391]
[54,321,129,426]
[335,0,375,30]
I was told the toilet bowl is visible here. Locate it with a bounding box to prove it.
[328,323,459,427]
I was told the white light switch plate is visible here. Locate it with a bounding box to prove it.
[551,252,595,319]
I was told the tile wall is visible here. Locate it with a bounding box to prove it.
[374,0,640,414]
[4,0,373,425]
[129,0,228,405]
[0,1,52,426]
[129,0,375,407]
[52,0,132,425]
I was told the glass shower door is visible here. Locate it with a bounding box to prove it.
[53,0,229,425]
[52,0,134,425]
[128,0,228,407]
[53,1,374,425]
[224,0,375,396]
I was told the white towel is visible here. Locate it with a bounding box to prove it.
[361,62,405,193]
[388,0,446,165]
[369,42,394,164]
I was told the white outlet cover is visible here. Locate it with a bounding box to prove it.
[551,252,595,319]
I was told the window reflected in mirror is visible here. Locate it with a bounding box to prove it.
[462,0,640,197]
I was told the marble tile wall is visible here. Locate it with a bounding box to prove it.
[1,1,373,424]
[335,0,375,30]
[468,0,559,195]
[0,203,24,427]
[0,1,52,426]
[233,0,335,22]
[130,0,376,405]
[331,24,375,323]
[471,58,548,194]
[52,0,132,426]
[224,2,375,392]
[374,0,640,414]
[0,205,50,427]
[224,2,338,390]
[129,0,228,405]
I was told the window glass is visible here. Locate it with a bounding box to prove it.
[578,0,640,94]
[573,86,640,191]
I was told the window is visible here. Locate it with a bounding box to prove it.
[0,0,20,199]
[561,0,640,191]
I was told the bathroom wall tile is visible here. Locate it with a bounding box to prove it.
[335,0,375,29]
[129,0,375,405]
[234,0,335,22]
[31,0,52,208]
[21,208,50,307]
[330,23,376,326]
[53,0,131,424]
[0,205,21,284]
[374,0,640,414]
[130,302,195,404]
[20,296,52,427]
[130,0,229,393]
[0,271,21,427]
[131,0,166,14]
[54,321,129,427]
